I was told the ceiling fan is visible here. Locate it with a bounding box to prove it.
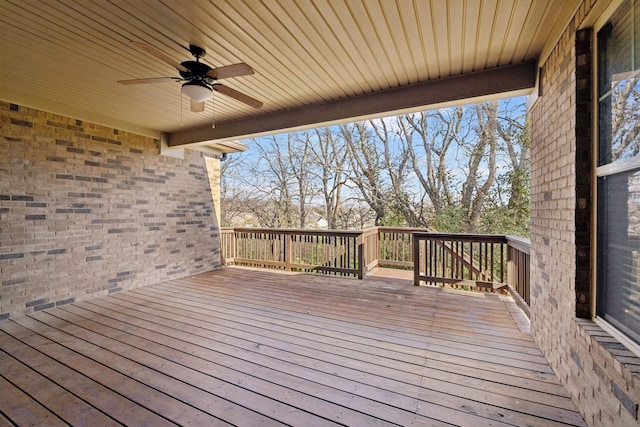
[118,42,263,112]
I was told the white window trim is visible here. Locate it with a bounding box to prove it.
[591,0,640,358]
[597,155,640,176]
[595,316,640,358]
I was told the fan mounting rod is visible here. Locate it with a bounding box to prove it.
[189,44,206,60]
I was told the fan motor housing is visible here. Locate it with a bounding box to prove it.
[179,61,213,81]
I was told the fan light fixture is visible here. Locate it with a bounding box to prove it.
[181,80,213,102]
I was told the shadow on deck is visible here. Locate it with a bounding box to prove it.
[0,266,584,426]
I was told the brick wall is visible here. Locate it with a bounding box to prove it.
[0,102,222,318]
[529,1,640,425]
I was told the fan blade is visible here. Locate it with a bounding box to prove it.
[207,63,254,80]
[117,77,178,85]
[214,85,263,109]
[190,99,205,112]
[131,41,189,73]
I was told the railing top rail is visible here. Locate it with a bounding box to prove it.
[506,235,531,254]
[221,227,363,237]
[361,227,380,237]
[375,226,437,233]
[412,232,508,243]
[222,227,528,247]
[224,226,437,233]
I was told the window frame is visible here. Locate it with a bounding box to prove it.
[592,0,640,357]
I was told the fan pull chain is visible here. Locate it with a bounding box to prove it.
[211,93,216,128]
[180,88,184,126]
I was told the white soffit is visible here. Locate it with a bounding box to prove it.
[0,0,580,145]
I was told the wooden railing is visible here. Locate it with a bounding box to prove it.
[411,232,530,311]
[361,227,379,272]
[220,228,363,278]
[221,227,530,310]
[506,235,531,315]
[412,233,506,291]
[377,227,432,269]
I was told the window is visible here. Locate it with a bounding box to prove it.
[597,0,640,346]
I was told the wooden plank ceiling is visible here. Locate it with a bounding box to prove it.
[0,0,579,146]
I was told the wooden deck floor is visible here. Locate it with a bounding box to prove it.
[0,266,586,426]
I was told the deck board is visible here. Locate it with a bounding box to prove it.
[0,266,586,426]
[0,349,119,427]
[0,371,67,427]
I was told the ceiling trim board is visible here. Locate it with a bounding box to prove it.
[168,60,537,147]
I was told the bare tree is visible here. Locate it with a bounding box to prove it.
[368,117,421,226]
[254,135,296,227]
[246,132,319,228]
[222,98,529,233]
[397,101,525,232]
[497,99,530,226]
[401,108,464,220]
[459,102,499,231]
[611,77,640,161]
[220,154,280,227]
[340,122,390,225]
[288,132,314,228]
[219,154,246,226]
[309,127,347,229]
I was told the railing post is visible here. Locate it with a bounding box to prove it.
[413,233,420,286]
[357,232,364,280]
[505,235,531,316]
[231,229,237,264]
[284,232,292,271]
[375,227,380,269]
[220,228,237,265]
[361,230,368,274]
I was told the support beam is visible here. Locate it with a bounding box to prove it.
[168,61,537,147]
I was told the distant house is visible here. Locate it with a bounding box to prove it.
[314,217,329,229]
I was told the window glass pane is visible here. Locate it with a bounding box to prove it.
[636,0,640,71]
[608,9,632,77]
[598,23,613,100]
[597,169,640,345]
[598,104,610,166]
[598,0,640,166]
[611,78,640,162]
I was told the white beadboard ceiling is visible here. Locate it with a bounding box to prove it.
[0,0,579,146]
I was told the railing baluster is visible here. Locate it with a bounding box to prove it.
[428,239,433,284]
[478,241,483,282]
[450,241,455,279]
[499,243,503,283]
[440,239,445,281]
